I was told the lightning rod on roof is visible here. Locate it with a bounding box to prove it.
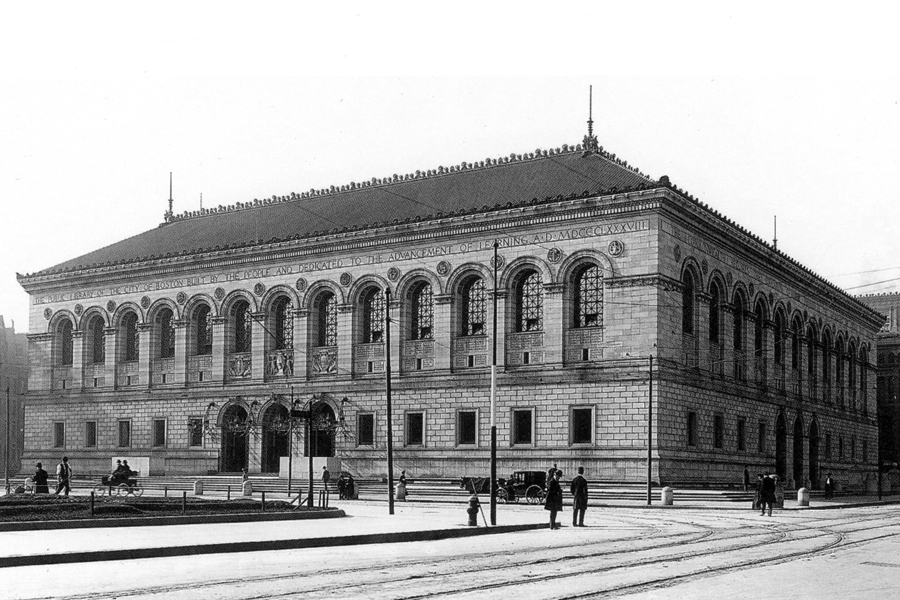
[164,172,174,223]
[582,85,599,155]
[773,215,778,251]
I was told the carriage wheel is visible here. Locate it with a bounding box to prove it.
[117,483,130,497]
[93,485,107,497]
[131,484,144,497]
[497,488,509,503]
[526,485,544,504]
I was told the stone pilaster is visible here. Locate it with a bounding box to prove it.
[173,320,189,385]
[211,316,227,383]
[720,304,735,381]
[543,283,564,366]
[432,294,452,371]
[388,298,401,376]
[695,293,712,374]
[137,323,153,389]
[292,308,308,378]
[103,327,118,389]
[251,312,266,382]
[337,304,354,377]
[763,320,777,389]
[71,330,85,389]
[493,290,507,369]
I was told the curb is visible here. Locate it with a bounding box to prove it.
[0,522,547,568]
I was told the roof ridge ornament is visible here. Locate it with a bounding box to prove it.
[582,85,599,156]
[163,172,174,224]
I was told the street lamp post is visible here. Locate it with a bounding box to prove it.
[647,355,653,506]
[287,386,295,497]
[4,386,9,496]
[385,287,395,515]
[490,241,498,525]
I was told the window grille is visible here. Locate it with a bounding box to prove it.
[516,271,543,332]
[411,283,434,340]
[159,309,175,358]
[462,277,486,336]
[575,265,602,328]
[318,293,338,347]
[59,320,74,366]
[274,297,293,349]
[90,317,105,364]
[196,305,212,355]
[363,288,385,343]
[233,301,252,353]
[122,313,139,362]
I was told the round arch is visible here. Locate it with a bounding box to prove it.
[146,298,180,323]
[259,285,301,314]
[302,279,345,310]
[445,262,494,297]
[76,306,110,331]
[395,268,443,298]
[498,256,552,290]
[679,257,703,289]
[347,274,391,306]
[556,249,617,285]
[111,302,145,327]
[220,289,258,314]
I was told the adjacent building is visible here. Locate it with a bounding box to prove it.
[0,316,28,482]
[17,128,882,490]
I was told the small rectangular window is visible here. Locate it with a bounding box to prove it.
[126,375,132,386]
[85,421,97,448]
[152,419,166,447]
[416,358,423,371]
[406,412,424,446]
[758,421,766,453]
[188,418,203,447]
[512,409,533,446]
[118,420,131,448]
[457,410,477,445]
[737,418,746,451]
[93,377,99,388]
[161,374,168,384]
[367,361,374,373]
[687,412,697,447]
[358,413,375,446]
[713,415,724,449]
[523,352,530,365]
[571,407,593,444]
[467,355,475,367]
[582,348,590,361]
[199,372,205,382]
[53,422,65,448]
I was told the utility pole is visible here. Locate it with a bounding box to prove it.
[490,241,499,525]
[647,355,653,506]
[385,288,395,515]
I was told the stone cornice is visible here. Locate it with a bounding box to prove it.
[605,273,682,292]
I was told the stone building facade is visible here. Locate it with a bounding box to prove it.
[17,134,882,489]
[0,316,28,482]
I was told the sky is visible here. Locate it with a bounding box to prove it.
[2,2,899,332]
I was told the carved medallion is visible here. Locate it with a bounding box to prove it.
[214,287,226,301]
[490,255,505,270]
[787,301,793,315]
[749,283,755,298]
[547,248,562,263]
[726,272,733,287]
[387,267,400,282]
[608,240,624,257]
[176,292,187,305]
[295,278,308,292]
[436,261,451,276]
[140,296,151,309]
[340,273,352,287]
[253,283,266,297]
[73,304,84,316]
[673,244,681,261]
[768,292,774,305]
[106,300,117,312]
[701,259,709,275]
[43,308,52,320]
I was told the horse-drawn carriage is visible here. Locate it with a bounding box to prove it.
[497,470,546,504]
[94,470,143,497]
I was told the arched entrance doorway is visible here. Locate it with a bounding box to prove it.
[306,403,336,457]
[262,404,290,473]
[808,420,820,489]
[775,412,787,480]
[220,404,249,473]
[793,417,804,489]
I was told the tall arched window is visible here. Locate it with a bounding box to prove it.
[195,304,212,355]
[273,296,293,350]
[807,326,817,386]
[157,308,175,358]
[754,303,765,360]
[574,265,602,328]
[733,297,744,352]
[822,330,832,396]
[409,282,434,340]
[58,319,74,366]
[232,300,252,353]
[709,284,721,343]
[836,338,845,403]
[791,320,801,371]
[848,342,858,408]
[682,271,695,335]
[88,315,105,364]
[122,312,139,362]
[515,271,543,332]
[461,277,486,336]
[860,348,868,411]
[362,288,385,343]
[774,314,785,366]
[316,292,338,347]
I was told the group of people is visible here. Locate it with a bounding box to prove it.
[30,456,73,495]
[544,463,589,529]
[108,459,135,484]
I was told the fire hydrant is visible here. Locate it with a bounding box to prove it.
[467,494,480,526]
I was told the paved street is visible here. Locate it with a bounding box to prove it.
[2,500,899,599]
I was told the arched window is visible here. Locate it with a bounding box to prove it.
[461,277,486,336]
[860,348,868,410]
[574,265,602,328]
[316,292,338,347]
[682,271,695,335]
[791,320,801,370]
[515,271,543,332]
[754,303,765,359]
[807,326,817,383]
[836,338,845,396]
[195,304,212,356]
[709,284,721,343]
[774,314,785,366]
[822,331,832,393]
[157,308,175,358]
[733,297,744,352]
[409,282,434,340]
[232,300,252,353]
[58,319,74,366]
[273,296,293,350]
[362,288,385,343]
[88,315,105,364]
[122,312,139,362]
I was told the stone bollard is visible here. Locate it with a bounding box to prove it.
[797,487,809,507]
[193,480,204,496]
[661,486,674,506]
[466,495,480,526]
[242,480,253,497]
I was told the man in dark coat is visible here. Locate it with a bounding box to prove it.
[760,473,776,516]
[33,462,49,494]
[570,466,588,526]
[544,469,564,529]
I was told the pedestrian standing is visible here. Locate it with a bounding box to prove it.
[547,462,558,481]
[545,469,564,529]
[743,466,750,492]
[753,473,763,510]
[55,456,72,496]
[760,473,776,516]
[570,466,588,526]
[824,473,834,499]
[322,466,331,492]
[33,462,49,494]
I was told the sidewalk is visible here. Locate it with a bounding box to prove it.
[1,492,897,568]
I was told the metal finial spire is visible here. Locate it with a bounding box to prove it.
[773,215,778,251]
[164,172,174,223]
[582,85,599,155]
[200,192,203,210]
